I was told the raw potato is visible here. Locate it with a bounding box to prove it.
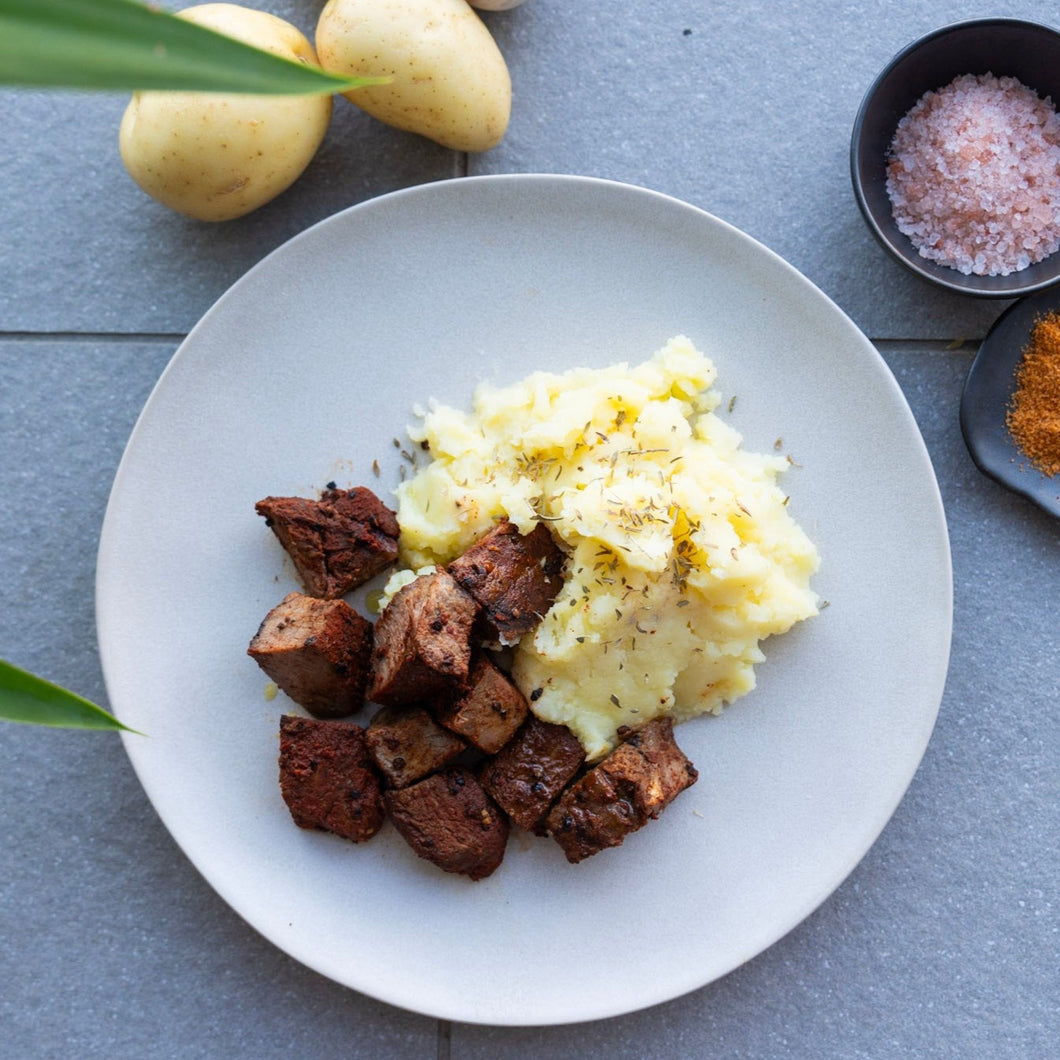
[316,0,511,152]
[119,4,332,221]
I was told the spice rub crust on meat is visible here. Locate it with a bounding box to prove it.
[367,568,477,707]
[385,767,509,881]
[248,592,373,719]
[256,485,399,599]
[365,703,466,790]
[256,489,702,882]
[434,653,529,754]
[547,717,698,864]
[278,715,385,843]
[447,519,566,645]
[480,714,586,834]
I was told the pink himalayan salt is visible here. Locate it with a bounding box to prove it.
[886,73,1060,276]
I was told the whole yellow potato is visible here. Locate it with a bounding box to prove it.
[119,4,332,221]
[316,0,511,152]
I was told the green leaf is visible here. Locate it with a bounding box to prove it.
[0,0,378,95]
[0,658,141,733]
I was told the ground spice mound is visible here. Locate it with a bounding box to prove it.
[886,73,1060,276]
[1007,310,1060,476]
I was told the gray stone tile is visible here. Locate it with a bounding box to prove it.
[451,341,1058,1058]
[4,0,1045,342]
[478,0,1058,341]
[0,338,437,1059]
[0,78,459,334]
[1,328,1055,1060]
[3,2,1059,1053]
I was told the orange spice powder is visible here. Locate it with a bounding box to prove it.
[1006,310,1060,477]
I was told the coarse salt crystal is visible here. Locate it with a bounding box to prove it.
[886,73,1060,276]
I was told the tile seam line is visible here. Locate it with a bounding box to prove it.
[436,1018,451,1060]
[0,331,186,343]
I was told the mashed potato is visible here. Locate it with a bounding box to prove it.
[392,336,819,759]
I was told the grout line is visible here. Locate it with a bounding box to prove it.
[436,1019,452,1060]
[0,330,187,344]
[0,331,187,344]
[873,338,980,351]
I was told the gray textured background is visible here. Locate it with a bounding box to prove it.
[1,1,1057,1057]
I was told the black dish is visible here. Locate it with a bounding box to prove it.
[851,18,1060,298]
[961,287,1060,518]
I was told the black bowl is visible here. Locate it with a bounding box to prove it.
[851,18,1060,298]
[961,288,1060,518]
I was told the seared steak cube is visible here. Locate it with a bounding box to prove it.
[447,520,565,644]
[547,717,697,863]
[480,715,586,834]
[434,654,529,754]
[367,570,477,706]
[365,703,467,789]
[385,767,509,881]
[255,486,399,599]
[248,592,373,718]
[278,715,385,842]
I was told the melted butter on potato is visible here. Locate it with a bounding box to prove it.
[119,4,332,221]
[315,0,511,151]
[395,337,820,759]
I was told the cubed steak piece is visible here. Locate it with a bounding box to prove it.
[434,654,529,754]
[255,485,399,599]
[248,592,373,718]
[278,715,385,842]
[385,767,509,881]
[365,703,467,789]
[546,717,698,864]
[447,519,565,644]
[367,570,477,707]
[480,715,586,834]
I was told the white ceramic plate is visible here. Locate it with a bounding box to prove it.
[97,175,952,1026]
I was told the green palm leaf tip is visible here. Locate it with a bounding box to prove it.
[0,0,379,95]
[0,658,142,733]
